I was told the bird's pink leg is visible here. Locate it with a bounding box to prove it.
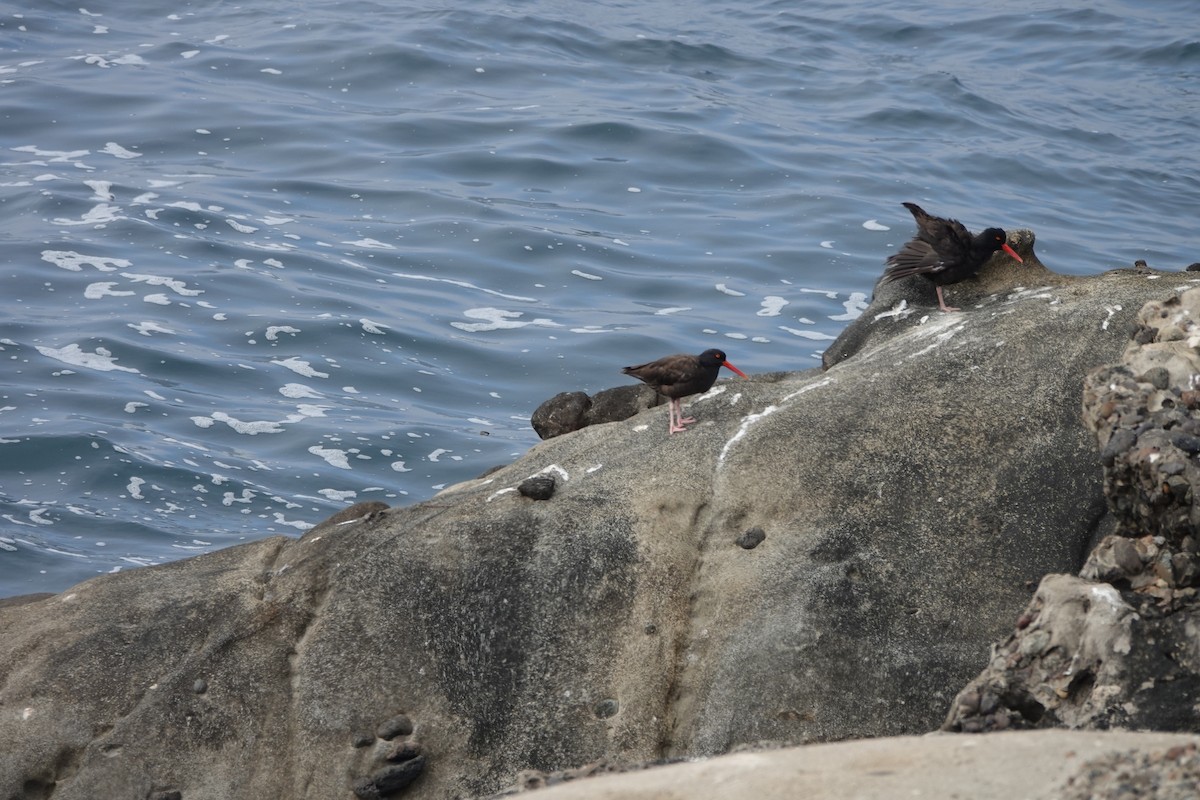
[668,398,690,434]
[677,398,696,426]
[936,286,960,313]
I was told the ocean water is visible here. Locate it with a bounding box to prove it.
[1,0,1197,597]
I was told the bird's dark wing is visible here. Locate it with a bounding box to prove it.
[623,355,700,393]
[910,210,974,266]
[883,203,976,282]
[882,239,944,281]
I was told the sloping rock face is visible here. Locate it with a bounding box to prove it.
[2,236,1197,800]
[944,287,1200,734]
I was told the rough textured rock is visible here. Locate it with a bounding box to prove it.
[2,235,1199,799]
[485,730,1200,800]
[943,574,1200,733]
[531,385,661,440]
[946,287,1200,735]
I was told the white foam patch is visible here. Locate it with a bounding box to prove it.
[360,318,388,334]
[757,296,788,317]
[280,383,321,399]
[571,269,602,281]
[191,412,284,435]
[265,326,300,341]
[271,358,329,378]
[84,180,114,200]
[655,307,691,315]
[863,219,889,231]
[226,218,258,233]
[715,284,746,297]
[11,145,89,163]
[343,238,394,249]
[309,446,351,469]
[100,141,141,158]
[127,477,146,499]
[128,321,175,336]
[51,204,122,226]
[124,273,204,296]
[84,282,135,299]
[392,271,537,302]
[36,343,138,373]
[451,308,559,332]
[779,327,835,341]
[831,291,869,321]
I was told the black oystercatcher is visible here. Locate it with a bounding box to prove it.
[623,348,748,434]
[881,201,1024,312]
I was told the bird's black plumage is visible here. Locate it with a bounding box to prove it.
[623,348,747,433]
[881,202,1023,312]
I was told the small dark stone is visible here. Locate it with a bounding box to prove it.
[372,756,426,795]
[352,733,375,748]
[1132,324,1157,345]
[386,741,422,762]
[736,527,767,549]
[1187,262,1200,272]
[1112,537,1144,576]
[1140,367,1171,390]
[192,679,207,694]
[149,792,182,800]
[593,699,619,719]
[352,776,382,800]
[1100,429,1137,466]
[518,475,556,501]
[376,714,414,741]
[644,623,657,634]
[1169,432,1200,454]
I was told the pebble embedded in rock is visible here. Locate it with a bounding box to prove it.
[371,756,426,795]
[736,527,766,549]
[518,475,556,501]
[352,733,374,749]
[1140,367,1171,390]
[193,678,207,694]
[376,714,414,741]
[593,699,619,719]
[386,741,422,763]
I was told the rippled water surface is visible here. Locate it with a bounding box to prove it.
[2,0,1197,596]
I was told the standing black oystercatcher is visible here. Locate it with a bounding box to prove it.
[623,348,748,434]
[881,202,1024,312]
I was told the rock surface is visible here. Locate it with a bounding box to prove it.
[487,730,1200,800]
[945,285,1200,736]
[2,233,1199,799]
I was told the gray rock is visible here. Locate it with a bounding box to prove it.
[375,714,414,741]
[532,385,663,440]
[531,391,592,439]
[1,235,1197,799]
[518,475,556,500]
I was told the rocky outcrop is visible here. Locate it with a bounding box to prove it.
[2,233,1198,800]
[485,730,1200,800]
[531,385,659,439]
[944,287,1200,735]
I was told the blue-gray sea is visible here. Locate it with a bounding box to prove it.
[1,0,1197,598]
